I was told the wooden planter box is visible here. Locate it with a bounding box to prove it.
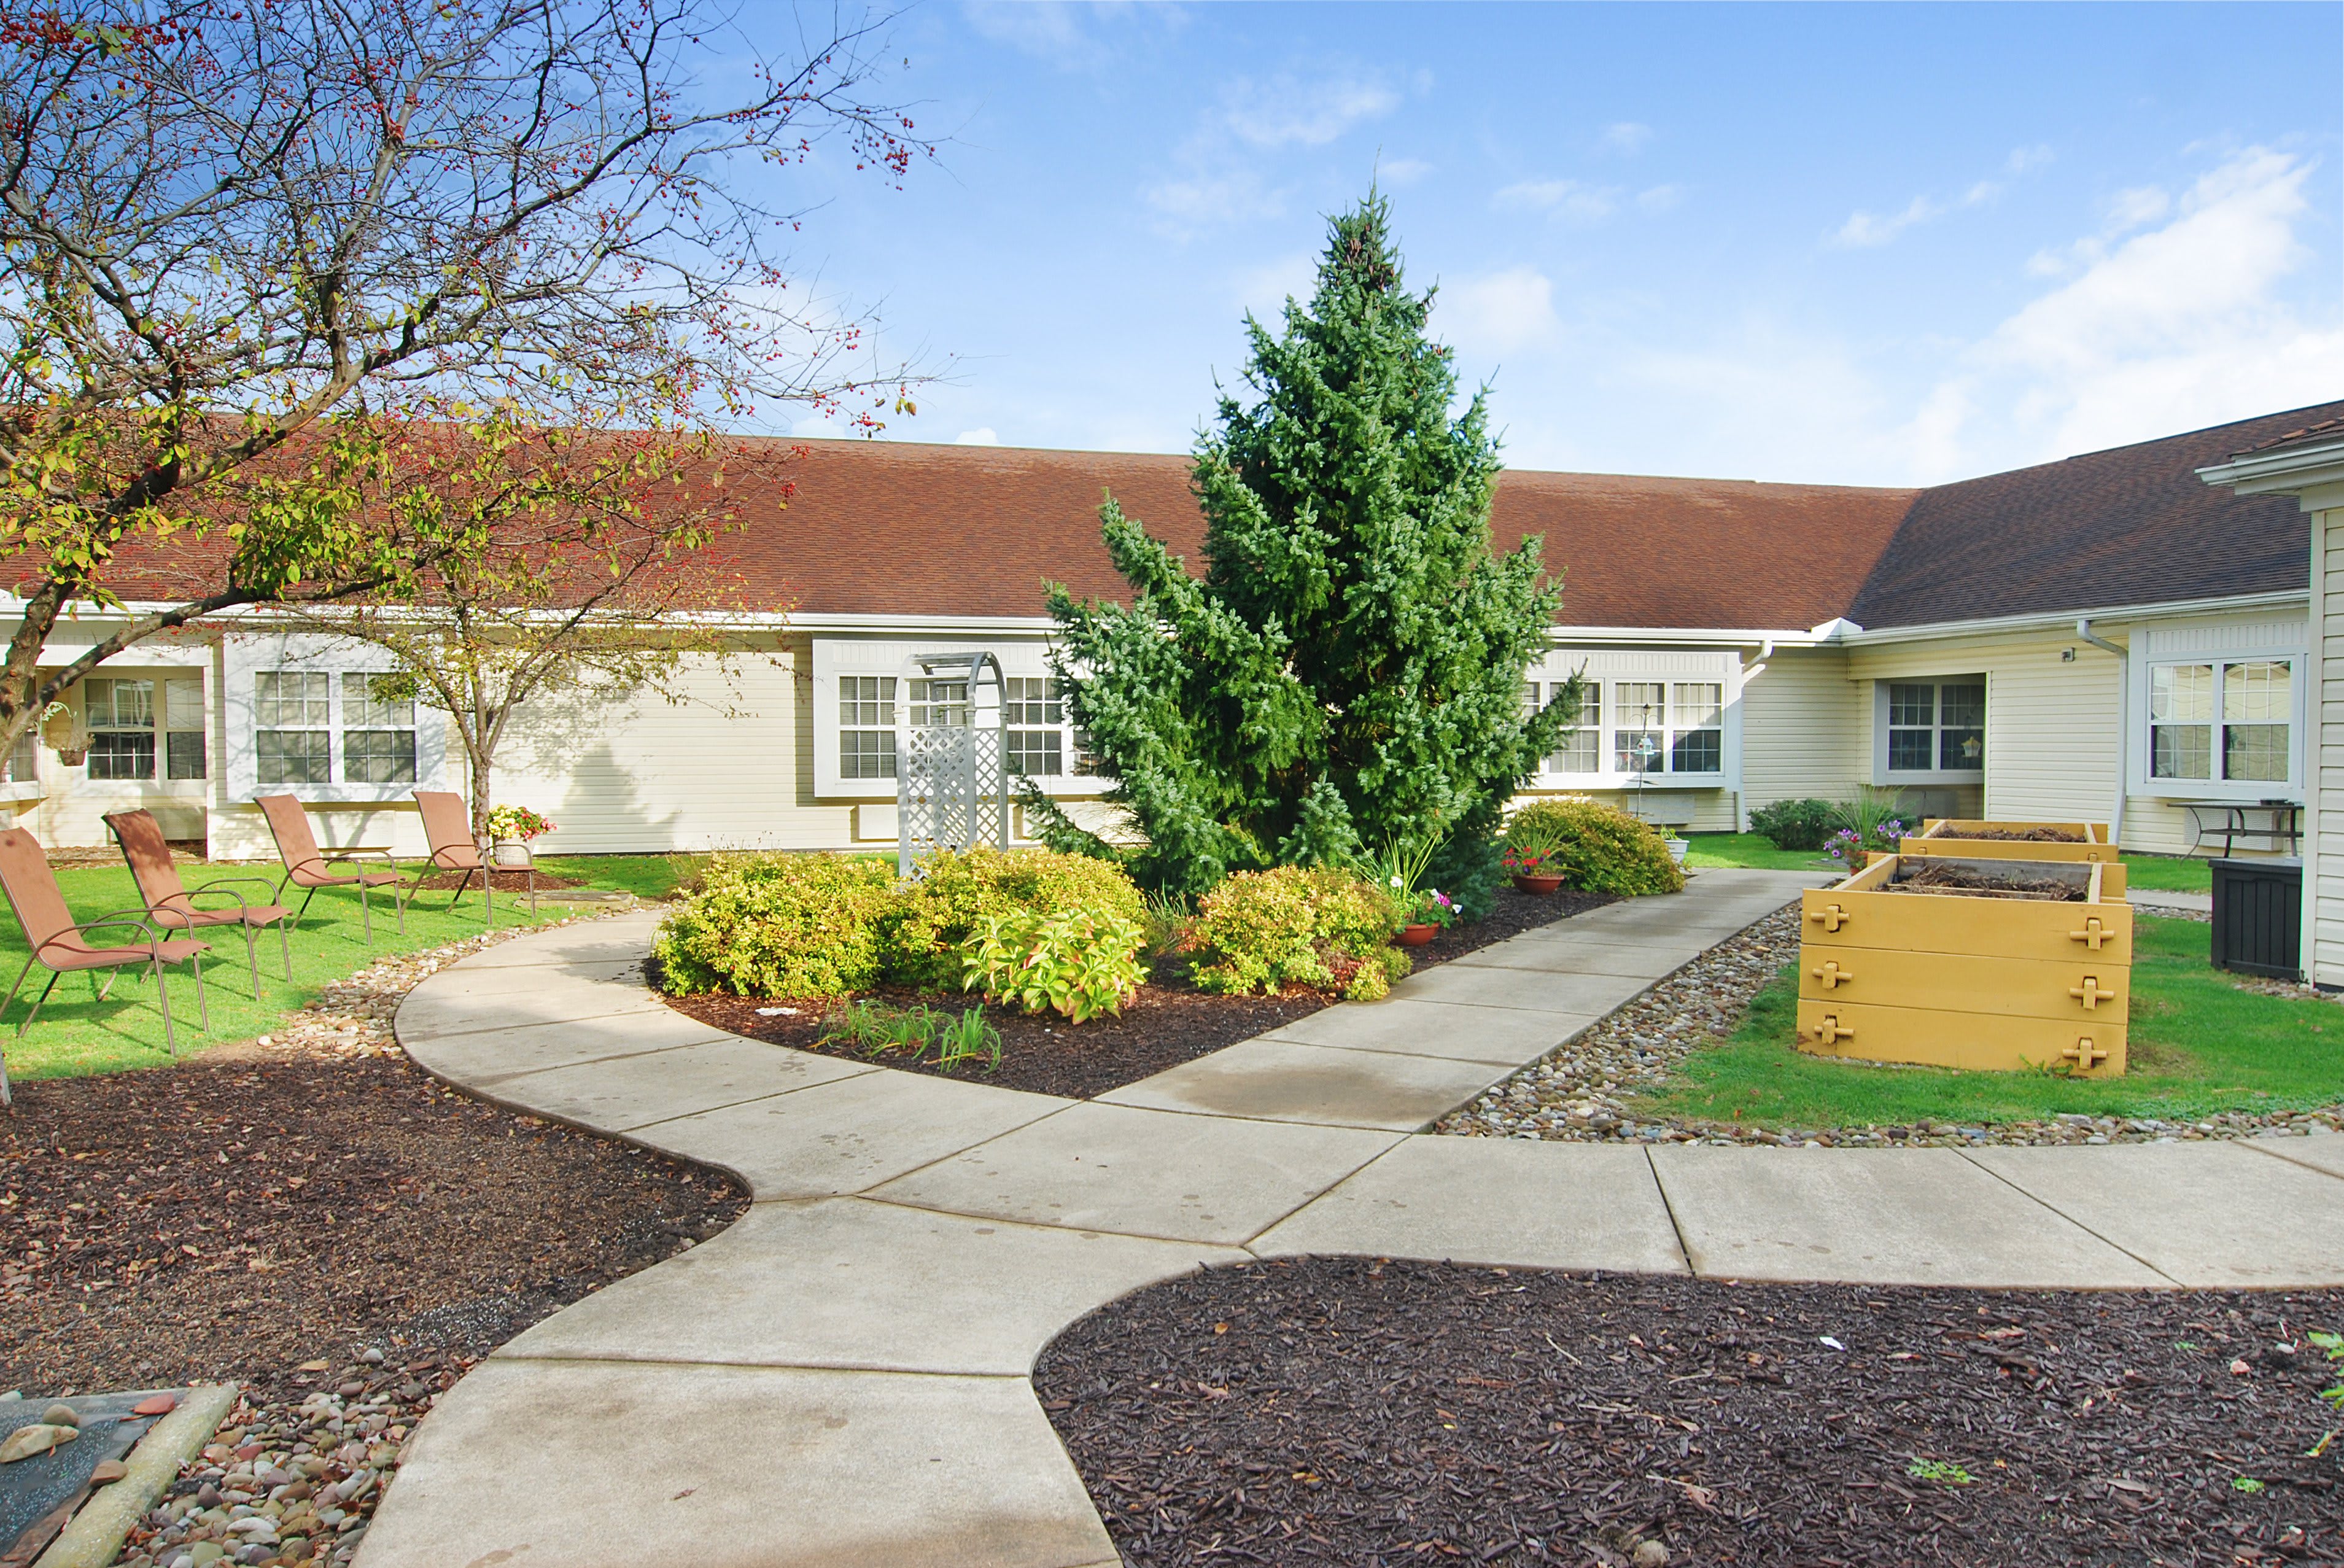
[1796,853,2132,1077]
[1896,819,2119,865]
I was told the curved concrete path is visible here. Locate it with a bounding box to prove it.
[357,871,2344,1568]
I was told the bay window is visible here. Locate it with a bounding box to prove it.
[1669,683,1723,774]
[2150,658,2292,785]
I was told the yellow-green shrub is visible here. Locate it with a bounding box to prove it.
[960,905,1151,1022]
[1505,798,1684,896]
[888,846,1144,986]
[1185,866,1408,1001]
[653,853,898,998]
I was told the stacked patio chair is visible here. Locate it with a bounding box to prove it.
[0,826,209,1103]
[104,809,292,996]
[413,790,535,925]
[255,794,406,943]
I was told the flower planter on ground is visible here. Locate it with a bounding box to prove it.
[491,839,533,869]
[1511,874,1564,895]
[1796,853,2132,1077]
[1897,818,2119,865]
[1397,923,1439,946]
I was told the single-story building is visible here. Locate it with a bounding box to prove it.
[5,398,2339,890]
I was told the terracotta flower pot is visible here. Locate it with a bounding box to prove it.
[1397,923,1439,947]
[1511,874,1564,895]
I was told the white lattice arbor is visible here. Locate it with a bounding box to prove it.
[896,651,1009,875]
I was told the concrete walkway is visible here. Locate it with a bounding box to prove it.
[357,871,2344,1568]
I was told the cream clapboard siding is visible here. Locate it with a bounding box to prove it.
[1737,645,1868,818]
[1848,631,2122,838]
[2314,506,2344,984]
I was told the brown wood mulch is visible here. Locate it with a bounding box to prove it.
[1035,1257,2344,1568]
[1890,862,2087,901]
[0,1051,743,1402]
[404,867,579,893]
[662,886,1615,1100]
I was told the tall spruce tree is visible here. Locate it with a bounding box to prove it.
[1028,194,1572,905]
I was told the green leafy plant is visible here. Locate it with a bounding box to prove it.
[959,906,1150,1023]
[2312,1329,2344,1407]
[1748,798,1839,853]
[1184,866,1408,1001]
[1500,810,1572,877]
[1502,798,1685,897]
[1832,785,1912,853]
[653,853,898,999]
[1906,1459,1975,1486]
[2232,1477,2265,1494]
[1020,195,1564,896]
[888,846,1145,988]
[821,999,1002,1072]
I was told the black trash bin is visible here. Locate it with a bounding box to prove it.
[2209,856,2303,980]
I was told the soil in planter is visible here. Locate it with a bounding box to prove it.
[1036,1256,2344,1568]
[661,886,1616,1099]
[1888,862,2087,901]
[406,867,579,893]
[1934,825,2089,842]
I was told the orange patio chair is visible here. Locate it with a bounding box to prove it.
[255,794,406,943]
[0,826,209,1103]
[105,809,292,996]
[413,790,534,925]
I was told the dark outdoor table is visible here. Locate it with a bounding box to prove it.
[2179,799,2302,856]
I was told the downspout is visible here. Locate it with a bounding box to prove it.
[2076,619,2127,843]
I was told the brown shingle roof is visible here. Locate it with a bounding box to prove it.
[1845,401,2344,631]
[754,440,1916,629]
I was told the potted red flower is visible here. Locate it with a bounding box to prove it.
[1502,817,1569,895]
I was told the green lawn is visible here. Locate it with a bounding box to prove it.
[0,854,689,1084]
[1629,914,2342,1130]
[2120,855,2214,893]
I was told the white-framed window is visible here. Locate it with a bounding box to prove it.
[1520,651,1741,791]
[1609,681,1722,778]
[6,728,36,784]
[340,673,416,784]
[1527,679,1600,774]
[907,677,969,729]
[164,678,206,780]
[1669,682,1723,774]
[84,678,157,780]
[2149,658,2292,785]
[223,634,448,802]
[1872,674,1987,785]
[839,675,897,781]
[255,670,333,785]
[1005,677,1064,777]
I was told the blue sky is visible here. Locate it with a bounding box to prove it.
[751,2,2342,487]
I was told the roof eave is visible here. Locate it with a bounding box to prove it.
[2197,436,2344,499]
[1842,587,2309,646]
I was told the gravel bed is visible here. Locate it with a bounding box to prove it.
[2,900,751,1568]
[1037,1257,2344,1567]
[1438,905,2344,1150]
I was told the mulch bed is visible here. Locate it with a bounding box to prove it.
[1890,863,2086,901]
[1,1051,742,1404]
[662,886,1615,1100]
[404,867,579,893]
[1036,1257,2344,1567]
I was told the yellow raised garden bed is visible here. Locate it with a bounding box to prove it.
[1898,818,2119,864]
[1796,853,2131,1077]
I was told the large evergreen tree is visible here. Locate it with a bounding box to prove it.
[1028,195,1571,902]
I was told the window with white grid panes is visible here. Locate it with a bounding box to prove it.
[1886,680,1984,775]
[1612,681,1666,775]
[84,678,156,780]
[164,678,206,780]
[2149,659,2292,785]
[1004,677,1063,777]
[255,672,334,785]
[838,675,897,780]
[1537,680,1600,774]
[341,673,417,783]
[5,728,34,784]
[1668,683,1723,774]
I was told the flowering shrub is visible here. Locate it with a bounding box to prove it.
[653,853,897,998]
[888,847,1144,988]
[1186,866,1408,1001]
[1825,818,1906,871]
[485,804,556,841]
[1500,810,1572,877]
[959,905,1150,1022]
[1502,798,1683,896]
[1402,887,1461,928]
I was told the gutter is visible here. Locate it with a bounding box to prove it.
[2075,619,2129,842]
[2197,436,2344,494]
[1841,588,2307,646]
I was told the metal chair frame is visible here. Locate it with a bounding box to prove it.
[256,796,406,944]
[0,907,209,1103]
[104,810,291,996]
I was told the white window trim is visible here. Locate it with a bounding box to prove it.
[2128,641,2307,802]
[1872,675,1989,786]
[1524,649,1741,791]
[810,635,1105,799]
[222,632,448,803]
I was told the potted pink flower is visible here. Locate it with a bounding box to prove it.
[485,804,556,868]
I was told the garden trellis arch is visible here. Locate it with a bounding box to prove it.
[896,651,1009,875]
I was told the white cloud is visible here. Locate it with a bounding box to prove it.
[1222,72,1399,148]
[1233,252,1318,320]
[1439,266,1560,357]
[1378,156,1434,186]
[1495,178,1618,223]
[2006,144,2055,175]
[1830,148,2053,248]
[961,2,1184,71]
[790,414,847,440]
[1635,184,1683,215]
[953,427,1000,446]
[1147,166,1283,228]
[1598,121,1653,155]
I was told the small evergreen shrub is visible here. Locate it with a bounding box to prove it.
[888,846,1145,987]
[960,906,1151,1022]
[1749,797,1838,852]
[654,853,898,998]
[1185,866,1408,1001]
[1505,798,1685,897]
